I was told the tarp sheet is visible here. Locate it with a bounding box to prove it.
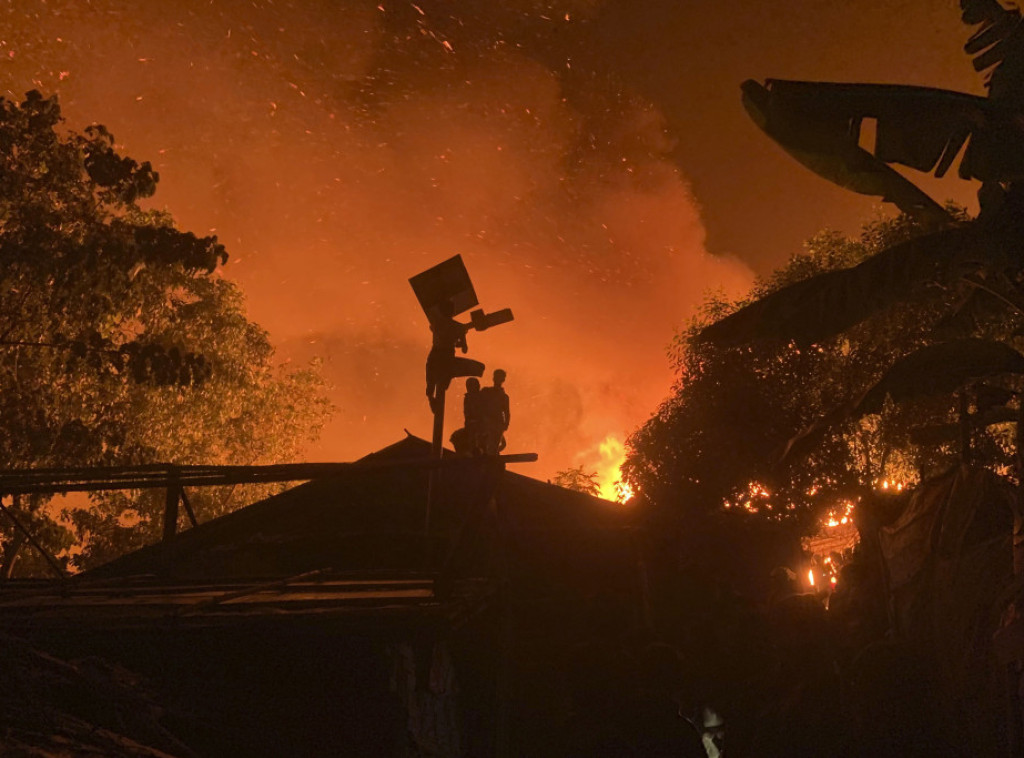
[879,465,1014,591]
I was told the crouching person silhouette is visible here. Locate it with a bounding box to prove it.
[450,377,485,455]
[478,369,510,455]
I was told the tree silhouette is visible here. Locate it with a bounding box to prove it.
[552,465,601,497]
[690,4,1024,474]
[625,215,981,531]
[700,3,1024,345]
[0,92,330,574]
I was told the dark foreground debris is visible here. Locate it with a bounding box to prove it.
[0,632,196,757]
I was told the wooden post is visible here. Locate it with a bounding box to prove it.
[431,387,446,461]
[425,387,446,569]
[493,461,512,758]
[436,456,506,597]
[162,467,180,543]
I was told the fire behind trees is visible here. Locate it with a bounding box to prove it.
[613,5,1024,753]
[622,0,1024,586]
[616,205,1024,755]
[624,210,999,545]
[0,92,330,575]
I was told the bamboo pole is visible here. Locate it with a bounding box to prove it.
[162,468,180,543]
[0,454,537,496]
[425,386,447,570]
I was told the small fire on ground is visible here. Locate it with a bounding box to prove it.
[804,501,859,590]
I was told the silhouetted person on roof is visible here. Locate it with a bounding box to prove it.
[425,299,482,413]
[450,377,485,455]
[478,368,510,454]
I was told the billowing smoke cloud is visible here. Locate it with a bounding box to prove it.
[1,0,752,483]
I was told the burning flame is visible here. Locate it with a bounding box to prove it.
[824,501,855,528]
[593,434,634,503]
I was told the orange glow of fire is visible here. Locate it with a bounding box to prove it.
[613,480,635,503]
[824,500,855,528]
[725,481,771,513]
[593,435,634,503]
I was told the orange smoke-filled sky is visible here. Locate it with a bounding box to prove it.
[0,1,986,481]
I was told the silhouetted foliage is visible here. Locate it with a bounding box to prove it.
[624,211,1020,541]
[0,92,331,574]
[552,465,601,497]
[626,5,1024,752]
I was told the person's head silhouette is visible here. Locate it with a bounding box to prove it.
[493,368,506,387]
[466,377,480,392]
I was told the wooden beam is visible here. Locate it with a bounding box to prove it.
[0,454,539,496]
[162,470,179,543]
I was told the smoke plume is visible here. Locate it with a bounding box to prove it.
[1,0,752,484]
